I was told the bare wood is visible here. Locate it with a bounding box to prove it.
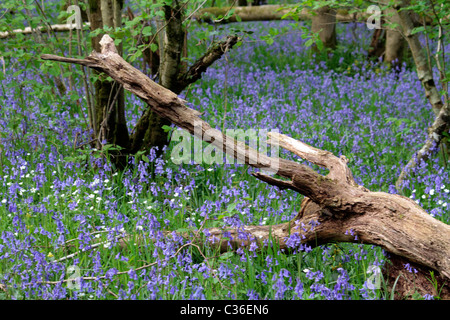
[382,0,405,67]
[177,35,239,91]
[41,35,450,289]
[268,132,361,186]
[194,5,370,24]
[0,23,91,39]
[194,4,446,25]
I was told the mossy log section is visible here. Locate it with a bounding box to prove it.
[41,35,450,299]
[194,5,369,24]
[193,4,443,25]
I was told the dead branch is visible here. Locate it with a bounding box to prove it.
[41,35,450,297]
[177,35,239,91]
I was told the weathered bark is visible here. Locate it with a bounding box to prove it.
[195,5,377,24]
[130,2,187,159]
[383,4,405,68]
[126,8,160,77]
[397,7,443,116]
[0,23,91,39]
[368,28,386,60]
[311,5,337,51]
[177,35,238,90]
[88,0,130,167]
[41,36,450,298]
[194,4,444,25]
[394,4,449,190]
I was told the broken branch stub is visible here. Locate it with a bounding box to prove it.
[41,35,450,290]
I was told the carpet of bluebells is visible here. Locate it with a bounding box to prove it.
[1,16,450,300]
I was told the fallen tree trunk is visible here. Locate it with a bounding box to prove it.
[41,35,450,299]
[193,4,445,25]
[0,22,91,39]
[194,4,370,24]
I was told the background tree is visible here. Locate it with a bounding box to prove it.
[383,0,406,68]
[311,4,337,52]
[88,0,129,167]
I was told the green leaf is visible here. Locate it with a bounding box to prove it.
[161,125,173,132]
[150,43,158,52]
[411,26,425,35]
[265,37,274,45]
[316,38,324,51]
[48,65,60,77]
[219,252,234,260]
[305,38,314,47]
[269,28,279,36]
[142,26,153,37]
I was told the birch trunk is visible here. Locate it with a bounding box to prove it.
[394,3,449,189]
[130,2,187,158]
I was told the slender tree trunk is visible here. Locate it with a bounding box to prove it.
[159,3,186,91]
[383,1,406,68]
[88,0,130,165]
[397,8,443,116]
[311,5,337,51]
[395,2,449,189]
[130,1,187,158]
